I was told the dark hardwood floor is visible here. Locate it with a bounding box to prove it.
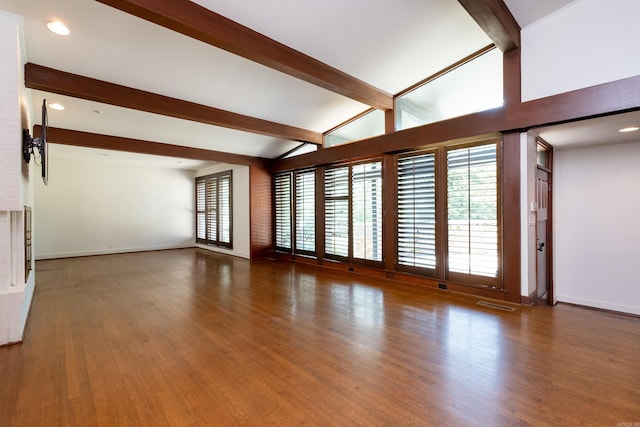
[1,248,638,426]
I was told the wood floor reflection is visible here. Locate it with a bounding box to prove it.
[1,248,638,426]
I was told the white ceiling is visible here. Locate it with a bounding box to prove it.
[502,0,577,28]
[1,0,609,169]
[533,110,640,149]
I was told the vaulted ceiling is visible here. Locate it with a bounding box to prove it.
[1,0,575,168]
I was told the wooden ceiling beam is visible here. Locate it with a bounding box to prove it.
[458,0,520,51]
[506,74,640,130]
[25,63,322,145]
[96,0,393,110]
[34,126,271,169]
[272,109,505,172]
[272,74,640,172]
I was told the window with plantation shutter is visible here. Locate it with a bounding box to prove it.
[274,173,292,251]
[325,161,382,263]
[295,170,315,253]
[397,152,436,270]
[206,179,217,241]
[196,179,206,240]
[218,174,231,245]
[325,166,349,258]
[352,162,382,261]
[447,143,497,277]
[195,171,233,248]
[274,170,316,256]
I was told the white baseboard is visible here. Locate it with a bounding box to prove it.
[195,244,250,260]
[35,244,195,260]
[557,294,640,316]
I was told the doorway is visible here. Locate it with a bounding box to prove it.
[535,140,554,305]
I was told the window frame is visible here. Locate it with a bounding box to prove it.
[396,149,438,278]
[445,140,501,287]
[394,139,501,288]
[274,172,293,253]
[196,170,233,249]
[324,165,350,261]
[273,169,317,257]
[394,44,502,131]
[324,159,384,267]
[294,169,316,256]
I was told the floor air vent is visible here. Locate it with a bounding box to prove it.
[476,301,516,312]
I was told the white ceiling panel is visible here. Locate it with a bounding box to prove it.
[533,110,640,149]
[191,0,492,94]
[0,0,587,167]
[503,0,577,28]
[30,90,301,159]
[48,144,217,171]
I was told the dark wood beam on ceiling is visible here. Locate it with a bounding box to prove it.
[34,126,271,169]
[507,74,640,130]
[458,0,520,51]
[95,0,393,110]
[272,108,505,172]
[272,73,640,172]
[25,63,322,145]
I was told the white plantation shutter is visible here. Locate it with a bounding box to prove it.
[325,166,349,258]
[295,170,315,253]
[447,143,497,277]
[397,152,436,270]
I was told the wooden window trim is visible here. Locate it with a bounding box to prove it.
[273,172,293,253]
[324,159,384,269]
[273,169,317,257]
[444,140,501,288]
[294,169,317,257]
[396,149,438,277]
[196,170,233,249]
[392,139,501,288]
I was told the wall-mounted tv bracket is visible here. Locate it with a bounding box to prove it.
[22,128,44,164]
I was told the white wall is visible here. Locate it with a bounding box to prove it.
[0,10,23,212]
[554,141,640,315]
[520,133,537,298]
[521,0,640,101]
[0,10,35,344]
[34,146,196,259]
[195,164,250,259]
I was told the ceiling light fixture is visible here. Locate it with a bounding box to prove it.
[49,102,64,111]
[46,21,70,36]
[619,126,640,133]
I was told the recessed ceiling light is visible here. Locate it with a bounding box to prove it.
[619,126,640,133]
[46,21,70,36]
[48,103,64,111]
